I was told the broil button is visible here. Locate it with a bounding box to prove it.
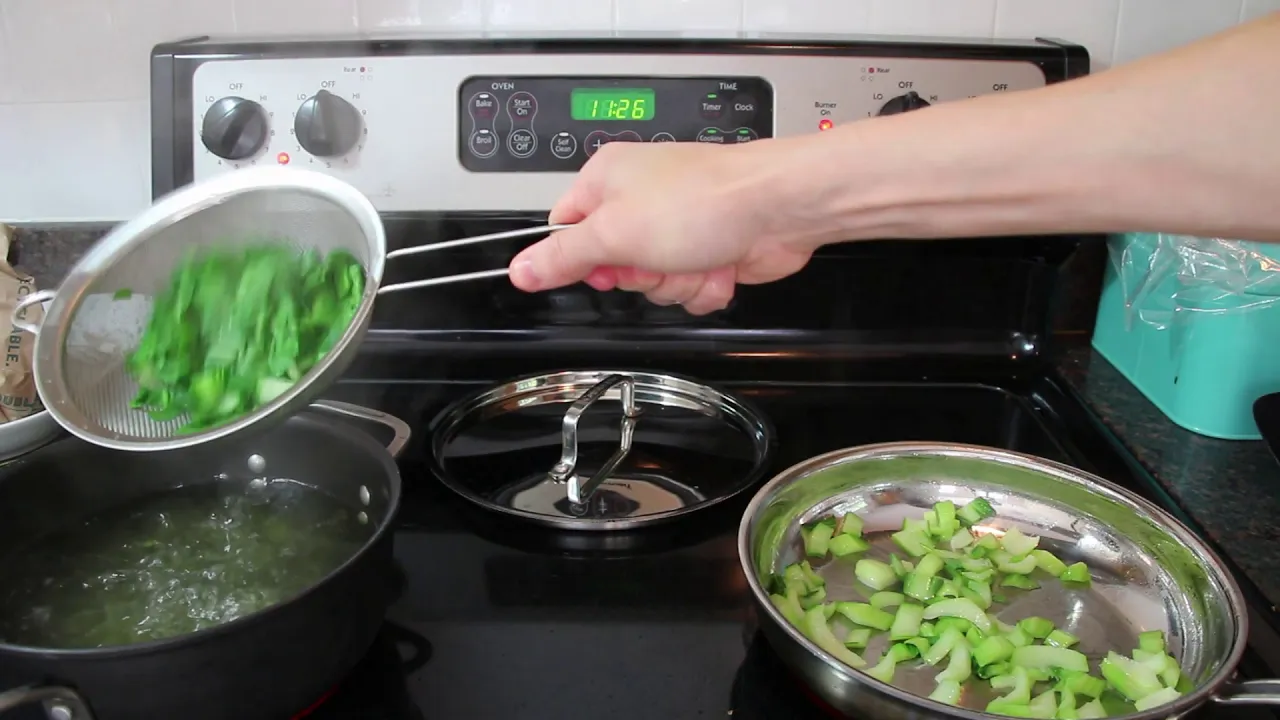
[468,129,498,158]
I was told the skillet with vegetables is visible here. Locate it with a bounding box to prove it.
[769,498,1188,718]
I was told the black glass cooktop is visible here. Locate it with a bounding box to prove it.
[303,358,1280,720]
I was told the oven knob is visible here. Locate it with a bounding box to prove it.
[877,91,931,116]
[200,97,269,160]
[294,89,363,157]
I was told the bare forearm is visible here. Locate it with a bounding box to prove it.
[753,12,1280,246]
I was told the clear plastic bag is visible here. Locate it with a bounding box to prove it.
[1109,232,1280,332]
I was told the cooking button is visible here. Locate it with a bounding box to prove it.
[468,129,498,158]
[700,93,725,120]
[468,92,498,121]
[732,94,757,120]
[507,128,537,158]
[650,132,676,143]
[507,91,538,120]
[732,127,759,143]
[550,131,578,159]
[696,127,726,143]
[616,131,642,142]
[584,130,612,157]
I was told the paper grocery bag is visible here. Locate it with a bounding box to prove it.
[0,225,43,422]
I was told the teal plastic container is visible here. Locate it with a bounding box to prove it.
[1092,233,1280,440]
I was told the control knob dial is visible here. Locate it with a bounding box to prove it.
[877,91,931,116]
[200,97,269,161]
[294,89,363,158]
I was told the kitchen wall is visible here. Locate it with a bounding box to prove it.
[0,0,1276,223]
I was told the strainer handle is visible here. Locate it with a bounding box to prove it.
[10,289,56,336]
[0,684,95,719]
[377,223,574,294]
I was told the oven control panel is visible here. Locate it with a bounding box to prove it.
[458,76,773,172]
[187,52,1052,211]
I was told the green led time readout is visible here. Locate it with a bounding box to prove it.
[570,88,656,121]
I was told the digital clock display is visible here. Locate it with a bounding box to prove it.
[570,88,656,121]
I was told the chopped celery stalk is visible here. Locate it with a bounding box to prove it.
[928,679,962,705]
[1027,690,1057,719]
[964,579,994,609]
[1137,629,1167,654]
[804,521,836,557]
[975,533,1001,551]
[949,528,974,550]
[919,621,937,638]
[930,501,960,539]
[1133,686,1182,712]
[915,552,945,579]
[835,602,895,631]
[1056,672,1106,699]
[892,528,933,557]
[799,561,825,588]
[865,643,917,683]
[992,593,1008,604]
[869,591,905,610]
[844,627,872,649]
[1001,574,1041,591]
[1011,645,1089,674]
[977,661,1010,680]
[973,635,1016,667]
[1005,627,1033,648]
[1031,549,1068,577]
[923,627,967,665]
[904,636,932,657]
[903,517,929,534]
[1056,689,1079,720]
[935,617,973,635]
[936,640,973,683]
[903,572,942,603]
[798,587,826,610]
[889,602,925,640]
[965,626,985,647]
[1060,562,1092,585]
[1017,616,1055,639]
[922,597,993,634]
[958,497,997,526]
[994,551,1038,575]
[782,564,811,595]
[837,512,864,537]
[822,603,837,619]
[1045,629,1080,648]
[989,666,1035,706]
[854,559,898,591]
[986,701,1035,718]
[1075,699,1105,719]
[938,579,962,599]
[889,554,909,579]
[829,533,871,557]
[769,589,805,627]
[802,605,866,668]
[1133,649,1181,688]
[1000,527,1040,557]
[1099,651,1163,702]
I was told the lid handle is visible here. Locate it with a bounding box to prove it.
[548,373,643,504]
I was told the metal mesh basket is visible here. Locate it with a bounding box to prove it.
[13,168,386,452]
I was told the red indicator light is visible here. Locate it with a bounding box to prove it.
[818,119,834,131]
[277,152,291,165]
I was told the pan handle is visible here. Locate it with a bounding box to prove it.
[309,400,411,459]
[10,289,56,336]
[0,684,95,719]
[1212,679,1280,705]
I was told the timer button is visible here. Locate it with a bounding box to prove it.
[550,132,577,159]
[468,92,498,121]
[650,132,676,143]
[507,128,537,158]
[468,129,498,158]
[696,128,727,144]
[585,130,612,157]
[700,92,725,120]
[507,91,538,122]
[732,94,758,121]
[616,131,642,143]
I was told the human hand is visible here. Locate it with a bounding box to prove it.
[507,140,819,315]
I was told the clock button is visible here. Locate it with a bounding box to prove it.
[616,131,642,143]
[732,94,758,121]
[650,132,677,143]
[700,92,725,120]
[696,127,727,143]
[550,132,577,159]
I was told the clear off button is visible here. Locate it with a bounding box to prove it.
[550,131,577,159]
[507,128,536,158]
[469,129,498,158]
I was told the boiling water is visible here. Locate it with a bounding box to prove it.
[0,478,373,648]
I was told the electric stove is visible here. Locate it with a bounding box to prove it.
[139,33,1280,720]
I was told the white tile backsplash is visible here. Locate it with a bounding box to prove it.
[0,0,1271,222]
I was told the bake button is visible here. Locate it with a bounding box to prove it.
[732,94,757,120]
[695,127,726,143]
[650,132,677,143]
[468,129,498,158]
[584,130,612,157]
[507,91,538,120]
[507,128,537,158]
[468,92,498,121]
[616,130,642,143]
[732,127,759,143]
[700,93,725,120]
[550,131,578,159]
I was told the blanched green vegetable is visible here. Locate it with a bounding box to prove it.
[125,245,365,432]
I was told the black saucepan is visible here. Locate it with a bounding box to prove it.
[0,400,408,720]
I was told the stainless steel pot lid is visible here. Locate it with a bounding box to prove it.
[428,370,774,531]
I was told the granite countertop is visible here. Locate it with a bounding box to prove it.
[1056,342,1280,612]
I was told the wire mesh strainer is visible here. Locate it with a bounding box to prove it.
[11,168,386,452]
